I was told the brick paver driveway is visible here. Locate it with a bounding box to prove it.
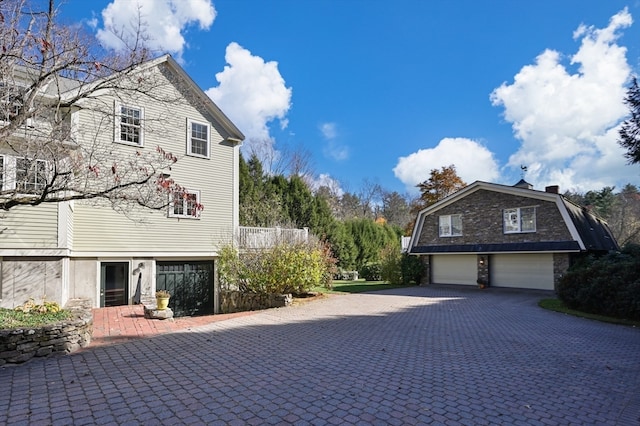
[1,286,639,425]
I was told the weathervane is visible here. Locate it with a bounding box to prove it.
[520,165,528,178]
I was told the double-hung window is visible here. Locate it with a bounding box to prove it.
[170,190,201,218]
[439,214,462,237]
[116,104,143,146]
[187,119,210,158]
[503,207,536,233]
[16,158,47,192]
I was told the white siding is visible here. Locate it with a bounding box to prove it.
[491,254,554,290]
[71,65,236,253]
[432,255,477,285]
[0,204,59,248]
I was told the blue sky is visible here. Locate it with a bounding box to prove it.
[59,0,640,196]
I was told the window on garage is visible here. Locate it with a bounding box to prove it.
[503,207,536,233]
[439,214,462,237]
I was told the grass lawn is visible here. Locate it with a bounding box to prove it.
[539,298,640,327]
[312,279,415,294]
[0,308,73,330]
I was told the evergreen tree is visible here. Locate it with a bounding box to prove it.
[619,77,640,164]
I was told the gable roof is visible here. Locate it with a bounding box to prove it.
[60,54,244,144]
[408,180,620,254]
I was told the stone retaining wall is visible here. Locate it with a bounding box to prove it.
[0,298,93,365]
[220,291,292,314]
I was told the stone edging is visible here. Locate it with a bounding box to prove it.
[0,298,93,365]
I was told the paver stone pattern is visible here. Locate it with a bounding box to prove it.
[1,286,639,425]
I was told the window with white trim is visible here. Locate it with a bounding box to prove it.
[116,104,143,146]
[0,82,24,123]
[16,158,47,192]
[503,207,536,233]
[187,119,210,158]
[169,190,201,218]
[439,214,462,237]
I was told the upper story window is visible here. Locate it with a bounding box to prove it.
[0,82,24,123]
[439,214,462,237]
[16,158,47,192]
[187,119,210,158]
[503,207,536,233]
[116,104,143,146]
[169,190,201,219]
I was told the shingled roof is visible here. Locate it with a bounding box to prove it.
[408,181,620,255]
[561,198,619,251]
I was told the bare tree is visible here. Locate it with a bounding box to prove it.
[380,190,414,230]
[0,0,191,213]
[357,178,382,219]
[245,138,315,180]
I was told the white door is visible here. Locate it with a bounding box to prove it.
[431,255,477,285]
[491,253,554,290]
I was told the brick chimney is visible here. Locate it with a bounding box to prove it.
[545,185,559,194]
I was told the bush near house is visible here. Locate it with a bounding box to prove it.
[360,263,382,281]
[378,245,424,285]
[219,239,337,295]
[557,244,640,321]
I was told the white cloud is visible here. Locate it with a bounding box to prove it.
[96,0,216,61]
[319,122,349,161]
[490,8,637,192]
[206,42,292,160]
[308,173,344,197]
[393,138,500,193]
[320,122,337,139]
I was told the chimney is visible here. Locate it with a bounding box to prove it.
[545,185,559,194]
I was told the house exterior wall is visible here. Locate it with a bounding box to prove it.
[0,204,59,249]
[0,257,63,308]
[553,252,570,287]
[416,189,573,247]
[71,65,236,254]
[0,59,242,310]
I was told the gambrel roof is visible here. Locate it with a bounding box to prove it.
[408,181,619,255]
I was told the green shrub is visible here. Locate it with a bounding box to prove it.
[401,254,423,285]
[218,239,336,295]
[557,244,640,320]
[380,245,402,285]
[360,263,382,281]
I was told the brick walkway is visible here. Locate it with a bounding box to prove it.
[90,304,258,348]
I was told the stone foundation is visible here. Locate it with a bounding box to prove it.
[220,291,292,314]
[0,298,93,365]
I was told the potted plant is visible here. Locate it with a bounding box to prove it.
[155,290,171,310]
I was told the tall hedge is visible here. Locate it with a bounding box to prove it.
[557,244,640,320]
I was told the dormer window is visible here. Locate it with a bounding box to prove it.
[504,207,536,233]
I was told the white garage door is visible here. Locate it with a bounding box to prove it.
[432,255,477,285]
[491,254,554,290]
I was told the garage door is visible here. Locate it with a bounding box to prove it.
[491,254,554,290]
[431,255,477,285]
[156,261,214,317]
